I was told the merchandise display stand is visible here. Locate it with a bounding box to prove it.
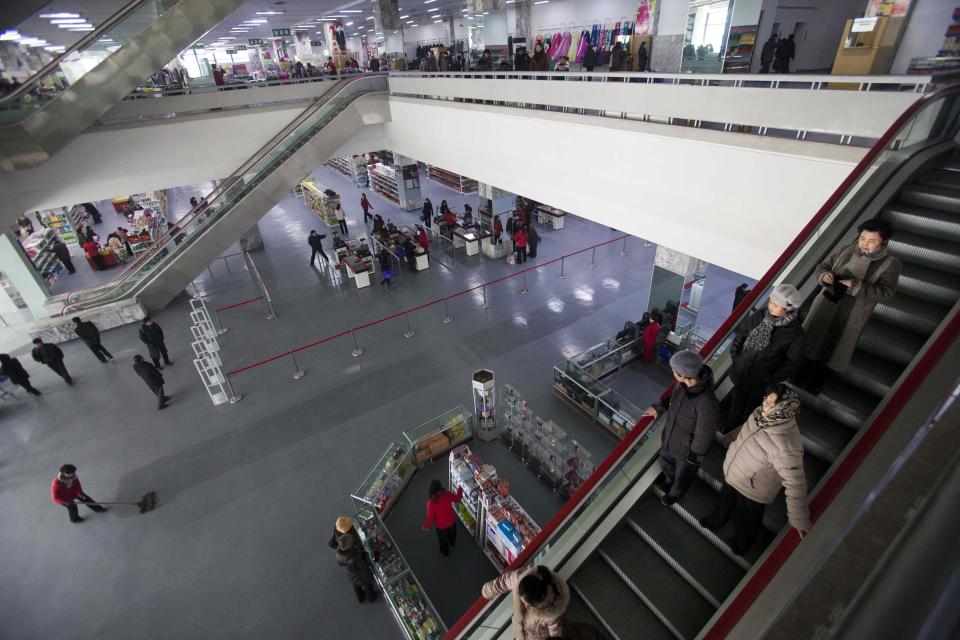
[448,444,541,570]
[500,384,531,461]
[370,162,423,211]
[426,165,478,193]
[189,297,239,405]
[471,370,496,442]
[370,163,402,206]
[327,155,370,187]
[67,205,91,239]
[19,229,62,290]
[354,508,445,640]
[301,178,341,227]
[352,441,417,517]
[535,204,567,230]
[571,336,643,381]
[529,417,566,493]
[403,406,473,465]
[44,210,77,245]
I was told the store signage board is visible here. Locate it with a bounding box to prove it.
[248,38,264,45]
[236,45,247,50]
[310,40,324,47]
[190,43,204,49]
[851,17,879,32]
[225,49,236,55]
[272,28,292,36]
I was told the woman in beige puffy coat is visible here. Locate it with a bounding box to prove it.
[700,384,811,555]
[481,565,570,640]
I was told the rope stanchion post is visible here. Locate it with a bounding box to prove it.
[262,295,275,320]
[224,374,242,403]
[442,298,453,324]
[620,235,629,256]
[213,309,229,336]
[558,256,567,279]
[590,247,597,268]
[402,311,415,338]
[350,330,363,357]
[480,285,490,309]
[289,350,305,379]
[520,270,529,294]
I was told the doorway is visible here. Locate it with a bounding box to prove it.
[792,21,807,71]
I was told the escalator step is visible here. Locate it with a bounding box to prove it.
[571,556,674,640]
[898,184,960,213]
[913,169,960,192]
[888,231,960,275]
[792,383,862,431]
[882,203,960,243]
[629,494,746,604]
[838,350,904,398]
[896,262,960,307]
[797,402,855,461]
[675,478,773,564]
[873,292,947,337]
[565,590,608,636]
[857,320,927,367]
[601,527,716,639]
[818,375,879,424]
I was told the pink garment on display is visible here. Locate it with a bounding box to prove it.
[549,32,562,57]
[575,31,588,63]
[554,32,572,60]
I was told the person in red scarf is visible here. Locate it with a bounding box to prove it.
[51,464,107,524]
[422,479,463,556]
[642,309,663,364]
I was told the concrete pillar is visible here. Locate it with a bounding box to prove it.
[513,0,531,50]
[0,232,50,319]
[649,244,708,331]
[372,0,404,54]
[239,223,263,252]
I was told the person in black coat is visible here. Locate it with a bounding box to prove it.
[636,42,649,71]
[724,284,805,432]
[733,283,751,311]
[329,516,377,603]
[72,317,113,363]
[774,34,795,73]
[759,34,778,73]
[583,45,597,72]
[0,353,41,395]
[308,230,328,266]
[31,338,72,385]
[133,354,169,409]
[421,199,433,228]
[526,223,540,258]
[643,350,720,505]
[82,202,102,225]
[52,239,76,274]
[138,317,173,369]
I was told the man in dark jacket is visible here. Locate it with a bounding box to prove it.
[52,238,76,274]
[308,230,328,266]
[72,317,113,363]
[31,338,72,384]
[759,34,778,73]
[583,45,597,72]
[133,354,169,409]
[138,317,172,369]
[329,516,377,603]
[0,353,41,395]
[636,42,649,71]
[644,350,720,505]
[82,202,103,225]
[526,223,540,258]
[724,284,805,431]
[774,34,795,73]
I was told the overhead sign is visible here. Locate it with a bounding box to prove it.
[190,42,204,49]
[248,38,264,45]
[310,40,324,47]
[235,45,247,50]
[271,28,291,37]
[225,49,236,55]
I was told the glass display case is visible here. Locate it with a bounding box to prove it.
[596,389,644,440]
[472,369,497,442]
[562,439,595,499]
[570,337,642,380]
[403,406,472,465]
[553,360,607,419]
[530,418,566,492]
[351,441,416,516]
[500,384,530,459]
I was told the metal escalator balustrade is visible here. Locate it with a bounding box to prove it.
[446,84,960,640]
[59,74,387,315]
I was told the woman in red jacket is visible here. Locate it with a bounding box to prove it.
[514,226,528,264]
[642,309,663,364]
[422,479,463,556]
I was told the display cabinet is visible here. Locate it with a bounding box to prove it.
[530,418,566,492]
[472,369,496,442]
[596,389,644,440]
[301,178,340,227]
[426,165,478,193]
[553,361,642,440]
[403,405,472,465]
[570,337,642,380]
[327,155,369,187]
[562,439,595,499]
[20,229,62,290]
[351,441,416,517]
[535,204,566,230]
[499,384,529,458]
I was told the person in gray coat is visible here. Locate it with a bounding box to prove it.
[643,350,721,505]
[133,354,169,410]
[800,218,902,394]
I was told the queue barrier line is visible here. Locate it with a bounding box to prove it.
[223,234,628,377]
[214,295,265,313]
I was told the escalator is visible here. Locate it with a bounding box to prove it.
[57,74,388,315]
[0,0,247,171]
[446,85,960,640]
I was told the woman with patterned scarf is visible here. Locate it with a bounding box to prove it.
[701,384,811,556]
[800,218,902,393]
[724,284,806,432]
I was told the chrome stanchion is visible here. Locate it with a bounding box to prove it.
[480,285,490,310]
[350,330,363,357]
[290,350,305,379]
[263,296,275,320]
[520,270,529,294]
[590,247,597,268]
[558,256,567,279]
[402,311,415,338]
[620,236,629,256]
[441,298,453,324]
[224,374,242,403]
[213,309,229,336]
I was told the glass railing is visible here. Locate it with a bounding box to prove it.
[0,0,179,125]
[61,75,385,313]
[447,79,960,640]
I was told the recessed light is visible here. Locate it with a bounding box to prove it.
[433,19,442,23]
[410,24,418,27]
[406,20,414,24]
[243,19,268,23]
[58,23,92,29]
[366,16,374,20]
[399,14,409,18]
[44,44,66,51]
[324,15,347,18]
[345,21,353,26]
[49,18,86,24]
[218,36,237,40]
[428,7,438,11]
[0,31,21,41]
[39,12,80,18]
[424,0,436,3]
[256,10,283,15]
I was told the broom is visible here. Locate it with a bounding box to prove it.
[81,491,158,514]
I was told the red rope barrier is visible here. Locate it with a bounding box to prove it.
[224,235,627,377]
[215,295,265,313]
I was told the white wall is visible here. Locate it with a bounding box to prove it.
[657,0,692,35]
[403,22,451,58]
[339,98,862,278]
[890,0,955,73]
[531,0,637,36]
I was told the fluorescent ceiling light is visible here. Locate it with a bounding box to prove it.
[58,23,92,29]
[406,20,414,24]
[424,0,436,3]
[341,10,362,13]
[50,18,86,24]
[433,19,442,23]
[462,8,469,11]
[325,15,347,18]
[399,14,409,18]
[533,0,549,3]
[39,12,80,18]
[366,16,374,20]
[428,7,438,11]
[409,24,417,27]
[351,32,358,36]
[45,44,66,51]
[0,30,21,41]
[256,10,283,15]
[243,19,268,23]
[345,21,353,26]
[67,26,95,31]
[218,36,236,40]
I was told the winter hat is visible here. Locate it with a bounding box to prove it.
[669,350,703,378]
[335,516,353,533]
[769,284,803,310]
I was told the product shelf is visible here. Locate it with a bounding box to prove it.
[426,165,478,194]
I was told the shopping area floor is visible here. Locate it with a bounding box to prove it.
[0,164,752,640]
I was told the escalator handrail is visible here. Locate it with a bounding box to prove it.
[0,0,154,110]
[444,81,960,640]
[60,74,383,311]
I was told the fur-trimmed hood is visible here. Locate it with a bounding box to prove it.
[512,567,571,639]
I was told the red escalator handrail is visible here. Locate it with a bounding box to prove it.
[60,74,381,312]
[444,82,960,640]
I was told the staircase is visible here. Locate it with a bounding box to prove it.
[565,156,960,640]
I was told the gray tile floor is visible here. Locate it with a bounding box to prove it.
[0,163,751,640]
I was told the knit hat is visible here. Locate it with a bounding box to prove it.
[335,516,353,533]
[769,284,803,310]
[669,350,703,378]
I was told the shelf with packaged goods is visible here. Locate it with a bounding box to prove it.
[301,178,341,227]
[351,440,416,517]
[405,405,472,466]
[370,171,401,206]
[327,156,353,178]
[426,165,478,194]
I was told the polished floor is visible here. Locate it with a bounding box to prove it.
[0,163,751,640]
